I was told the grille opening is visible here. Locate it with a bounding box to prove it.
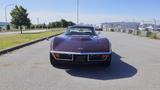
[54,53,72,60]
[74,55,87,62]
[89,54,109,61]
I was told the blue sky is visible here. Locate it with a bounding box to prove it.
[0,0,160,24]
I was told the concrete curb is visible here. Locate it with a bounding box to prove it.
[0,33,63,55]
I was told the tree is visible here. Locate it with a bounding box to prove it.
[10,5,31,34]
[47,19,75,28]
[6,25,10,30]
[55,21,62,27]
[42,23,47,29]
[68,21,76,26]
[30,24,35,29]
[60,19,68,27]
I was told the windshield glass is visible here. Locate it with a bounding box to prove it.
[65,27,96,35]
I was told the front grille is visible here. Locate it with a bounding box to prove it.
[74,55,87,62]
[88,54,108,61]
[59,54,72,60]
[53,53,109,61]
[54,53,73,61]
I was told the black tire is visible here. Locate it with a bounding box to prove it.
[101,54,112,67]
[50,53,59,66]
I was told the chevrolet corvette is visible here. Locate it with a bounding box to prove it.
[50,25,112,66]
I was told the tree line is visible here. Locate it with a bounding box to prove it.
[10,5,75,33]
[30,19,75,29]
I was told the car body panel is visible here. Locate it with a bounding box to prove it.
[52,34,110,52]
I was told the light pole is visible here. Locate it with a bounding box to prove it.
[153,18,157,30]
[5,4,15,30]
[77,0,79,24]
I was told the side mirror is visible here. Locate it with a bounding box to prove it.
[95,28,102,31]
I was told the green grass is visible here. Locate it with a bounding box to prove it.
[0,30,63,51]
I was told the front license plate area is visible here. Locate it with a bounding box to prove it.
[74,55,87,62]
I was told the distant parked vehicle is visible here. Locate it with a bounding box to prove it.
[95,28,103,31]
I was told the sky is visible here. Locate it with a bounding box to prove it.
[0,0,160,24]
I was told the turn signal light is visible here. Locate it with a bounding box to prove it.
[101,55,109,58]
[54,53,60,58]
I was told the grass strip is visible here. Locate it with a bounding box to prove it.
[0,30,63,50]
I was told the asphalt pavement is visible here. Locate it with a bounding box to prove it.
[0,32,160,90]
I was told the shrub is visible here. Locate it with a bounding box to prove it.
[155,32,160,40]
[110,29,114,32]
[122,30,126,33]
[128,30,133,34]
[146,31,156,39]
[137,30,141,35]
[0,27,2,32]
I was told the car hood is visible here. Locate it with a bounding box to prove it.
[52,35,110,52]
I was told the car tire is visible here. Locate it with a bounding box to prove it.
[50,53,59,66]
[102,54,112,67]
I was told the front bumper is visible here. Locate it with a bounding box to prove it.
[50,51,112,62]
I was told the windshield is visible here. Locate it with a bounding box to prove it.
[65,27,96,35]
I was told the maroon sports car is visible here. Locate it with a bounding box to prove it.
[50,25,112,66]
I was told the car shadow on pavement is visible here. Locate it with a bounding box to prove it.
[53,52,137,80]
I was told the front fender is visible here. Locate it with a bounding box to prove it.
[99,38,112,52]
[50,37,65,51]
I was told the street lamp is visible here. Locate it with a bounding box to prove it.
[5,4,15,30]
[77,0,79,24]
[153,18,157,30]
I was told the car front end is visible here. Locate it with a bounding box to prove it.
[50,50,112,64]
[50,25,112,66]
